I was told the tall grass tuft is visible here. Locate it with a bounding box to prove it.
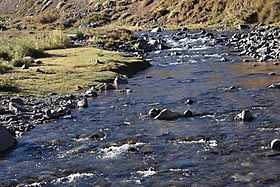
[0,31,71,67]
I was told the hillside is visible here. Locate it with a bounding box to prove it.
[0,0,279,29]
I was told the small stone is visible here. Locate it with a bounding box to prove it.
[273,62,279,65]
[0,107,5,115]
[77,98,88,108]
[186,99,194,105]
[268,83,280,89]
[252,64,258,67]
[271,139,280,151]
[10,97,24,106]
[22,64,29,69]
[183,110,193,118]
[268,72,276,76]
[9,102,29,113]
[77,86,82,90]
[154,109,181,120]
[145,76,153,79]
[151,26,162,33]
[35,60,43,65]
[113,76,128,85]
[243,59,251,62]
[148,108,161,118]
[85,87,98,97]
[234,110,254,122]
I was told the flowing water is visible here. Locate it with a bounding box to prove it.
[1,31,280,186]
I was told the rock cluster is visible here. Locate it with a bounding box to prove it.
[229,27,280,62]
[0,80,125,138]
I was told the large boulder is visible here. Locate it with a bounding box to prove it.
[154,109,181,120]
[0,125,16,154]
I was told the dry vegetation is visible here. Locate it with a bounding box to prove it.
[0,0,279,30]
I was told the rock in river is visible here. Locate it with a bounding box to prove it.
[154,109,181,120]
[9,102,29,113]
[0,125,16,154]
[269,83,280,89]
[234,110,254,122]
[78,98,88,108]
[148,108,161,118]
[113,76,128,85]
[271,139,280,151]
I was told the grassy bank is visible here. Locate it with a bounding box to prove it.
[0,47,149,96]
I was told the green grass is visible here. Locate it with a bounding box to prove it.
[0,47,147,96]
[0,30,70,65]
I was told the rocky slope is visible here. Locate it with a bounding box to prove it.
[0,0,279,29]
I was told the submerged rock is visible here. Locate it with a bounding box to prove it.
[271,139,280,151]
[234,110,254,122]
[154,109,181,120]
[0,125,16,154]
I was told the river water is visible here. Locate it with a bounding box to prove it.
[1,31,280,186]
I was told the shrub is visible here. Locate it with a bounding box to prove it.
[36,11,59,24]
[36,30,71,50]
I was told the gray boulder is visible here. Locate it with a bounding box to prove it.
[154,109,181,120]
[0,125,16,154]
[234,110,254,122]
[183,110,193,118]
[271,139,280,151]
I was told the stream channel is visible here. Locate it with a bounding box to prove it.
[1,30,280,186]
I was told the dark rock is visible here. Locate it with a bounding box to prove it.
[154,109,181,120]
[268,83,280,89]
[22,64,29,69]
[35,60,43,65]
[183,110,193,118]
[274,62,279,65]
[77,98,88,108]
[95,83,116,91]
[271,139,280,151]
[148,108,161,118]
[234,110,254,122]
[9,102,29,113]
[85,87,98,97]
[0,106,5,115]
[0,125,16,154]
[186,99,194,105]
[10,97,24,106]
[151,27,162,33]
[238,24,250,30]
[268,72,276,76]
[113,76,128,85]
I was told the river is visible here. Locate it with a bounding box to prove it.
[1,30,280,186]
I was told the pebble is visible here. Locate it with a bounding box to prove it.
[271,139,280,151]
